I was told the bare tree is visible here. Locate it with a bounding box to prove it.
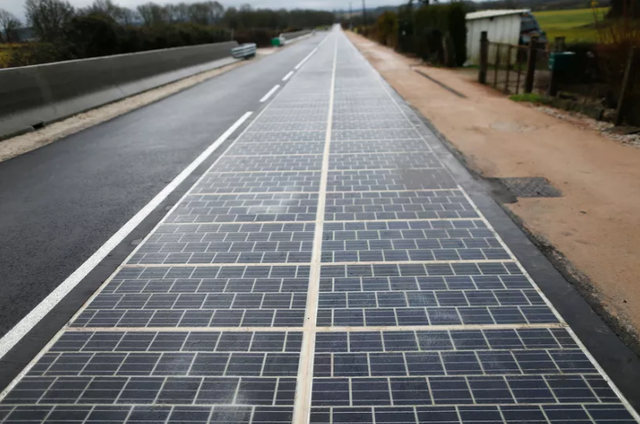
[25,0,75,41]
[136,2,167,26]
[207,1,224,23]
[0,9,23,43]
[80,0,119,19]
[170,3,189,22]
[165,3,189,23]
[115,7,138,25]
[188,2,209,24]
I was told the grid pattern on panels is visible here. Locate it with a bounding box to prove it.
[302,29,638,424]
[0,33,336,424]
[0,29,637,424]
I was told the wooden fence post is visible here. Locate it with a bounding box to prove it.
[554,36,566,52]
[548,62,560,96]
[442,34,455,67]
[524,36,539,93]
[504,45,513,94]
[479,31,488,84]
[615,47,638,126]
[494,44,501,87]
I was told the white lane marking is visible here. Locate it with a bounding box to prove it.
[0,99,274,402]
[317,35,328,48]
[282,71,294,81]
[341,30,640,422]
[292,30,338,424]
[260,84,280,102]
[0,111,253,362]
[294,48,318,70]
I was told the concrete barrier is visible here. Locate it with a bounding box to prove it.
[0,40,238,139]
[280,30,313,43]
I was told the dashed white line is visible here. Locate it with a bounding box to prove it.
[282,71,294,81]
[0,111,253,362]
[260,84,280,102]
[294,48,318,70]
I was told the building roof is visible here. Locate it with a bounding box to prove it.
[466,9,530,20]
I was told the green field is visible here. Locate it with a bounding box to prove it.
[534,7,608,43]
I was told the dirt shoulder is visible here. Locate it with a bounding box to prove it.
[348,32,640,352]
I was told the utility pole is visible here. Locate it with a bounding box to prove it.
[349,2,353,30]
[362,0,367,27]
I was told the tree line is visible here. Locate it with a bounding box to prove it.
[0,0,334,43]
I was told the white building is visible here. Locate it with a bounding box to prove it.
[465,9,545,65]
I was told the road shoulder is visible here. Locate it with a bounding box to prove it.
[347,32,640,357]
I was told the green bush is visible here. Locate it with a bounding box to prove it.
[63,15,120,58]
[375,11,398,48]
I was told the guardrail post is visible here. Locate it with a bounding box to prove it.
[479,31,488,84]
[524,36,539,93]
[615,46,638,126]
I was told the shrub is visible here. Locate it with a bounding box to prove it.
[594,6,640,124]
[62,14,120,58]
[375,11,398,48]
[398,2,468,66]
[5,42,68,67]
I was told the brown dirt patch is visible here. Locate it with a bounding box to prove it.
[348,32,640,351]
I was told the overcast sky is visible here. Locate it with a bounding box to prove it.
[3,0,406,24]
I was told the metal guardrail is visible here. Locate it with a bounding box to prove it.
[231,43,257,59]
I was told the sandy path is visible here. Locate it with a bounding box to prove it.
[348,32,640,351]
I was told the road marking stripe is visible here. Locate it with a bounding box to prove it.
[260,85,280,102]
[292,30,337,424]
[282,71,294,81]
[0,112,252,362]
[294,48,318,70]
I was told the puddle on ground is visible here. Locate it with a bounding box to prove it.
[490,121,538,133]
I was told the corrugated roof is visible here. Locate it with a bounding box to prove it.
[466,9,530,20]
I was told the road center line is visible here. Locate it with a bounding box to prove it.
[282,71,294,81]
[292,31,338,424]
[0,111,252,362]
[260,84,280,102]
